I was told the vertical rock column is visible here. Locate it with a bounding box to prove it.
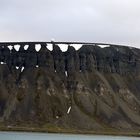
[78,45,97,72]
[10,46,17,68]
[65,45,79,76]
[2,45,10,65]
[25,43,37,68]
[52,44,65,75]
[16,44,26,68]
[37,44,54,71]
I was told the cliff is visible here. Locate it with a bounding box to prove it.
[0,42,140,134]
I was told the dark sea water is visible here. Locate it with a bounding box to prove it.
[0,132,139,140]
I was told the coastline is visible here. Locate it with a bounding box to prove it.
[0,126,139,137]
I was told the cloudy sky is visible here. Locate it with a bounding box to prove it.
[0,0,140,49]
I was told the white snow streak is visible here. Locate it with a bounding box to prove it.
[35,44,41,52]
[7,45,13,50]
[14,45,20,51]
[65,71,68,77]
[21,67,24,72]
[24,45,29,50]
[16,66,19,69]
[67,106,71,114]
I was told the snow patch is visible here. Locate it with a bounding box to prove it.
[58,44,68,52]
[35,44,41,52]
[16,66,19,69]
[8,45,13,50]
[24,45,29,50]
[98,45,109,48]
[67,106,71,114]
[0,62,6,64]
[14,45,20,51]
[21,67,24,72]
[47,43,53,51]
[65,71,68,77]
[72,44,82,50]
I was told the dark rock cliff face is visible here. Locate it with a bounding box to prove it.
[0,43,139,75]
[0,42,140,132]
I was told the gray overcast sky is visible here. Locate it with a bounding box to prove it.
[0,0,140,48]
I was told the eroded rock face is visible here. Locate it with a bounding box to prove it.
[25,44,37,68]
[52,44,65,74]
[37,44,54,70]
[0,43,139,76]
[0,42,140,132]
[65,46,79,75]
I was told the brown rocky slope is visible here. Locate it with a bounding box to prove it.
[0,42,140,134]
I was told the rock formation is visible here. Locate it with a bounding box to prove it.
[0,42,140,134]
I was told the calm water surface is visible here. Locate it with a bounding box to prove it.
[0,132,139,140]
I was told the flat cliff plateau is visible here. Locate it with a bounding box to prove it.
[0,42,140,135]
